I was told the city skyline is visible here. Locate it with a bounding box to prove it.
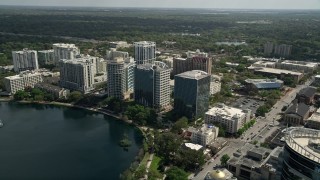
[0,0,320,9]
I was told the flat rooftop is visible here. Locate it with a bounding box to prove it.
[252,67,303,76]
[53,43,77,48]
[292,138,320,163]
[206,104,245,119]
[5,71,41,80]
[281,60,318,68]
[175,70,209,80]
[307,109,320,122]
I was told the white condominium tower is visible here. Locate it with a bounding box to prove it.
[59,58,94,94]
[12,49,39,72]
[53,43,80,64]
[107,57,135,100]
[134,41,156,64]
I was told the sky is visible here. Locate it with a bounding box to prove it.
[0,0,320,9]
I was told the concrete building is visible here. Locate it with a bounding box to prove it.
[244,79,283,91]
[4,71,43,94]
[227,143,283,180]
[248,67,303,83]
[274,44,292,57]
[53,43,80,64]
[296,87,316,105]
[35,82,69,99]
[134,61,170,109]
[205,104,251,134]
[205,168,236,180]
[109,41,130,49]
[59,58,94,94]
[281,127,320,180]
[188,124,219,146]
[107,57,126,100]
[134,41,156,64]
[251,61,276,68]
[276,60,318,73]
[106,48,129,60]
[210,75,222,95]
[12,49,39,72]
[173,50,212,76]
[264,42,274,55]
[174,70,210,119]
[38,50,54,65]
[284,100,310,126]
[314,75,320,86]
[0,65,14,73]
[306,108,320,130]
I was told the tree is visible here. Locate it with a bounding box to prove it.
[175,148,205,171]
[134,165,146,179]
[165,166,188,180]
[154,132,183,163]
[13,90,29,100]
[171,117,188,134]
[68,91,83,102]
[256,105,269,117]
[220,154,230,166]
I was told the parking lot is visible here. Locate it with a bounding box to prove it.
[232,97,264,115]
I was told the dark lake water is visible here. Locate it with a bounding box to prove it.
[0,102,143,180]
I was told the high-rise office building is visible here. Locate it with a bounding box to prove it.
[134,61,170,109]
[53,43,80,64]
[59,58,94,94]
[172,50,212,76]
[12,49,39,72]
[174,70,210,119]
[106,48,129,60]
[134,41,156,64]
[281,127,320,180]
[38,50,54,65]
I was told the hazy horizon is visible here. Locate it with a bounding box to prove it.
[0,0,319,10]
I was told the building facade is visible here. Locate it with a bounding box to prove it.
[4,71,43,94]
[189,124,219,146]
[210,75,222,95]
[134,41,156,64]
[276,60,318,73]
[107,57,127,100]
[12,49,39,72]
[38,50,54,65]
[284,100,310,126]
[53,43,80,64]
[205,104,251,134]
[274,44,292,57]
[173,50,212,76]
[59,58,94,94]
[264,42,274,55]
[306,108,320,130]
[281,127,320,180]
[174,70,210,119]
[134,61,170,109]
[35,82,69,99]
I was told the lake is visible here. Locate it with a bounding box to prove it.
[0,102,143,180]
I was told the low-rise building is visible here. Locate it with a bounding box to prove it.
[4,71,43,94]
[188,124,219,146]
[245,79,283,91]
[109,41,130,49]
[227,144,283,180]
[296,87,316,105]
[284,100,310,126]
[35,82,69,99]
[0,65,14,73]
[276,60,318,73]
[204,104,251,134]
[248,67,303,83]
[314,75,320,86]
[306,108,320,130]
[205,168,236,180]
[251,61,276,68]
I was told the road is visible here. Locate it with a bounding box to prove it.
[192,78,314,180]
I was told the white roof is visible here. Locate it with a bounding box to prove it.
[185,143,203,151]
[206,104,245,119]
[250,67,302,76]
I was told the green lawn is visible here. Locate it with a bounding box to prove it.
[150,155,162,172]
